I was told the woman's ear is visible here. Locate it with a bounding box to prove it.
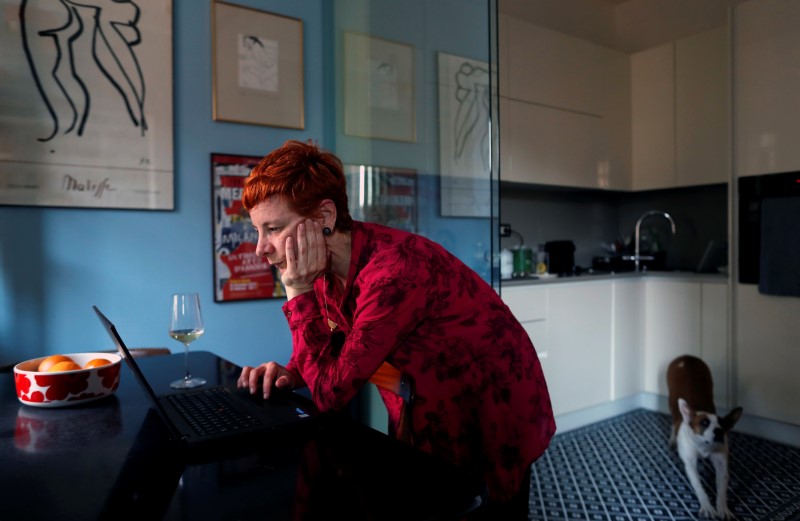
[319,199,337,229]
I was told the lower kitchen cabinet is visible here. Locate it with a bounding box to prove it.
[503,276,729,416]
[702,282,729,407]
[640,278,729,405]
[547,282,613,415]
[501,285,548,370]
[612,279,642,401]
[641,279,702,396]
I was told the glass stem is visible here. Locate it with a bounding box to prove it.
[183,342,191,381]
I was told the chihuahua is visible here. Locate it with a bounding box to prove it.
[667,355,743,519]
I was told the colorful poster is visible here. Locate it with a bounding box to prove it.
[211,154,284,302]
[345,165,417,233]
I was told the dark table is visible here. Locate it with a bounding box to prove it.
[1,351,485,520]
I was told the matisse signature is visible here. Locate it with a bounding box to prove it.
[62,175,115,198]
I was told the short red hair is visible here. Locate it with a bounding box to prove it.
[242,140,353,231]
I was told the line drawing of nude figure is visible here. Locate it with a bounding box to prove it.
[19,0,147,142]
[452,61,490,172]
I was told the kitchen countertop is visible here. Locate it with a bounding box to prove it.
[501,270,729,287]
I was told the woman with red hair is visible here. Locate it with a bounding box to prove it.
[237,140,555,518]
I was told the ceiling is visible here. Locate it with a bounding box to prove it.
[498,0,732,53]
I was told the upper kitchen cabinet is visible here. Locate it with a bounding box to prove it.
[735,0,800,177]
[631,26,730,190]
[499,1,730,192]
[499,15,631,190]
[675,27,730,187]
[631,42,675,190]
[505,16,607,114]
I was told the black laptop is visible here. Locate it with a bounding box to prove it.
[93,306,315,453]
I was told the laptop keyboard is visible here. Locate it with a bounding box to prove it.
[166,387,263,437]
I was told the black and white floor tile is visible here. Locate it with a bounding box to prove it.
[529,409,800,521]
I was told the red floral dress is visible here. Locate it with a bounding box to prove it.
[283,221,556,501]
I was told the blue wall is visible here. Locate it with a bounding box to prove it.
[0,0,493,369]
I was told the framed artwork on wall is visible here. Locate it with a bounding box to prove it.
[437,52,491,218]
[0,0,174,210]
[212,1,304,129]
[211,153,285,303]
[343,32,415,142]
[344,165,417,233]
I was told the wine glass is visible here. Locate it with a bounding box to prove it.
[169,292,207,389]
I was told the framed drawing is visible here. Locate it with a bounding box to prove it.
[438,52,491,218]
[344,32,415,142]
[212,1,304,129]
[211,153,285,303]
[0,0,174,210]
[344,165,417,233]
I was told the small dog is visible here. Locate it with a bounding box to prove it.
[667,355,743,519]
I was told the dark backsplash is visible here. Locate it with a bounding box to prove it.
[500,183,728,271]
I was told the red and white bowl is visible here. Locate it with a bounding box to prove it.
[14,352,122,408]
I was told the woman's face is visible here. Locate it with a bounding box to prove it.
[249,196,307,273]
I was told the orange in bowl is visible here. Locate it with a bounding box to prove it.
[14,352,122,408]
[47,361,82,372]
[84,358,112,369]
[38,354,75,372]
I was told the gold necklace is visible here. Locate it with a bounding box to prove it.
[323,274,338,332]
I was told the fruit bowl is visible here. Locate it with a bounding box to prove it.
[13,352,122,408]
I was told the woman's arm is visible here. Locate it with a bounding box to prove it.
[287,252,429,412]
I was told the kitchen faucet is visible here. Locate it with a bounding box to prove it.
[625,210,677,272]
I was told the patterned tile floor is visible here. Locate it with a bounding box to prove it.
[529,409,800,521]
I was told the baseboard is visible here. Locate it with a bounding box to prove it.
[554,393,800,448]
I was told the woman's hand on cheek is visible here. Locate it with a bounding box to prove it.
[282,220,327,300]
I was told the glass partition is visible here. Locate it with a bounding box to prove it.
[328,0,500,289]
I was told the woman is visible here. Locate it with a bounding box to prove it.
[237,140,555,516]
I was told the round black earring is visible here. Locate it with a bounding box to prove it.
[323,227,332,236]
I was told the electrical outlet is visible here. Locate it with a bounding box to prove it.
[499,223,512,237]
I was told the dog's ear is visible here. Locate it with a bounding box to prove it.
[721,406,743,431]
[678,398,693,423]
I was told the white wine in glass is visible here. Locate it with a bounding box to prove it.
[169,292,207,389]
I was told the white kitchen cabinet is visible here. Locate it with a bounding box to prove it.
[500,97,603,187]
[502,284,548,359]
[612,279,642,401]
[631,42,676,191]
[505,17,606,115]
[503,276,728,418]
[676,27,730,187]
[701,282,729,407]
[641,279,702,396]
[640,278,729,402]
[546,282,613,416]
[631,27,730,190]
[732,0,800,426]
[499,18,631,190]
[735,0,800,177]
[503,282,614,416]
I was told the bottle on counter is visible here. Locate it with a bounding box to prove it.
[513,245,533,278]
[536,244,548,275]
[500,248,513,279]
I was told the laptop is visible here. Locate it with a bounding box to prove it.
[93,306,315,454]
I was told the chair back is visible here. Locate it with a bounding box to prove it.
[368,361,415,444]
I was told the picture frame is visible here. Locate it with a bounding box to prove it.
[437,52,491,218]
[212,1,304,129]
[211,153,285,303]
[0,0,174,210]
[343,32,415,142]
[344,165,417,233]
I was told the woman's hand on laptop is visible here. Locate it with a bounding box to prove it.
[238,362,297,399]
